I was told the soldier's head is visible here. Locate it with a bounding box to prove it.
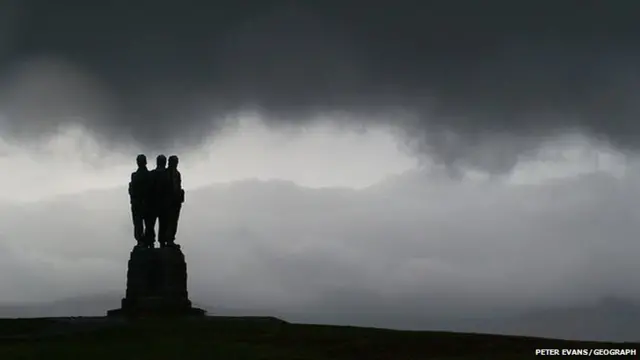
[168,155,179,169]
[136,154,147,168]
[156,154,167,169]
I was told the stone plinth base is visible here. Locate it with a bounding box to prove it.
[106,305,206,317]
[107,245,206,318]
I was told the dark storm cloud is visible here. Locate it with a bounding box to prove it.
[0,1,638,170]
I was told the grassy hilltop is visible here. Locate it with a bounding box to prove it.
[0,316,637,360]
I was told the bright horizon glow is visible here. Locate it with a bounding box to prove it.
[0,115,631,203]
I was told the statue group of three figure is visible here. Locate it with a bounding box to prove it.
[128,154,185,248]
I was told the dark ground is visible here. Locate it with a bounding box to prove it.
[0,316,637,359]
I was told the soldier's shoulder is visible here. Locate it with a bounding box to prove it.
[133,168,149,174]
[133,169,152,180]
[149,168,165,179]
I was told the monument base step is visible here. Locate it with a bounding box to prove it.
[107,297,206,318]
[107,245,206,318]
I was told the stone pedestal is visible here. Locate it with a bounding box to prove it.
[107,246,206,317]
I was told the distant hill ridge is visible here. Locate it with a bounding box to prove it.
[1,294,639,342]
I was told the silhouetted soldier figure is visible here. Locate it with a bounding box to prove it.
[167,155,185,247]
[128,154,154,247]
[149,154,172,247]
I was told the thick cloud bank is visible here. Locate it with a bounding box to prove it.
[1,1,639,172]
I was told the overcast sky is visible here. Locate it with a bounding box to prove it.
[1,1,640,328]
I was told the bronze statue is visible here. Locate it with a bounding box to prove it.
[166,155,184,247]
[113,154,202,317]
[130,153,185,248]
[128,154,154,247]
[149,154,168,248]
